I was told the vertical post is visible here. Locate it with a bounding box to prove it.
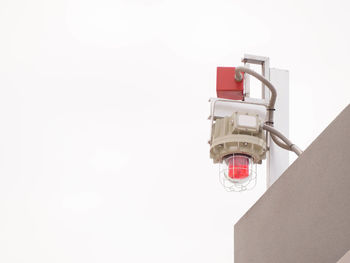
[268,68,289,187]
[241,54,289,188]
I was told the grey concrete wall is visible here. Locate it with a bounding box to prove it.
[235,104,350,263]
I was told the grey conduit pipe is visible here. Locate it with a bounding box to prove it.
[263,124,303,156]
[235,66,276,124]
[234,66,303,156]
[270,133,291,150]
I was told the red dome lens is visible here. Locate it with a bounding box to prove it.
[219,154,257,191]
[227,155,250,180]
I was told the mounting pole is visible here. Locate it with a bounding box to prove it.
[241,54,289,188]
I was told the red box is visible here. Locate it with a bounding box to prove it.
[216,67,244,100]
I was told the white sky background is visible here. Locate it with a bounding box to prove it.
[0,0,350,262]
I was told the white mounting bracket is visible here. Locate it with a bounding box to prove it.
[242,54,270,105]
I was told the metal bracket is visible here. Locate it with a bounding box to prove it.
[242,54,270,104]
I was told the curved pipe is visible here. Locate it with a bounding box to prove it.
[235,66,277,124]
[263,124,303,156]
[270,133,291,150]
[235,66,303,155]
